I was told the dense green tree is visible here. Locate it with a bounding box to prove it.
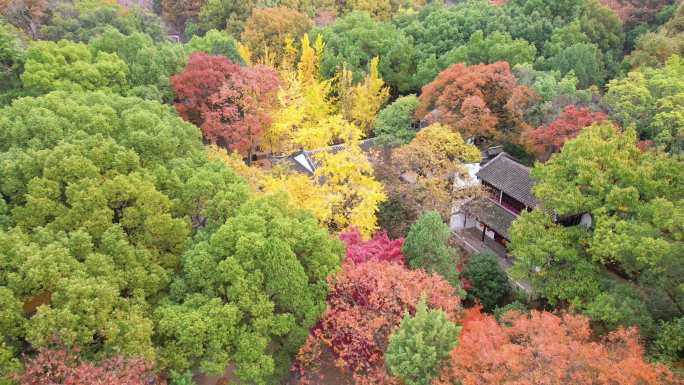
[89,28,187,102]
[0,90,342,384]
[585,283,656,337]
[21,40,128,95]
[653,316,684,363]
[546,42,607,88]
[509,210,602,307]
[0,22,25,105]
[385,297,460,385]
[605,55,684,156]
[0,286,24,383]
[461,252,511,312]
[373,94,418,147]
[444,30,536,68]
[41,0,164,43]
[510,123,684,326]
[540,20,591,59]
[401,211,460,288]
[579,0,625,55]
[197,0,255,37]
[0,175,173,356]
[185,29,242,65]
[0,90,247,371]
[503,0,585,50]
[163,195,342,383]
[513,64,596,127]
[513,64,590,103]
[394,1,508,87]
[0,92,201,159]
[312,11,417,93]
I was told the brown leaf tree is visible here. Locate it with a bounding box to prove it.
[416,62,536,144]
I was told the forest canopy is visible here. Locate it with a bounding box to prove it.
[1,0,683,384]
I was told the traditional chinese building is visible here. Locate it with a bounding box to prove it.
[452,152,536,247]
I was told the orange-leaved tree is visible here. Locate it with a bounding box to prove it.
[416,61,536,144]
[438,309,680,385]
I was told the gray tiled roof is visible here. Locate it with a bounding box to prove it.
[476,152,536,208]
[462,198,517,239]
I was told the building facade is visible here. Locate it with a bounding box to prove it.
[452,152,536,247]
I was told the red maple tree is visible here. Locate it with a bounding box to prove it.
[171,53,280,157]
[437,310,680,385]
[416,62,536,143]
[600,0,672,26]
[525,105,608,160]
[171,52,240,125]
[339,229,405,265]
[295,261,461,385]
[18,348,164,385]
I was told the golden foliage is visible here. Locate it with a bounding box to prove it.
[237,41,252,66]
[264,34,362,155]
[208,144,384,239]
[261,172,333,226]
[314,144,386,238]
[337,56,389,135]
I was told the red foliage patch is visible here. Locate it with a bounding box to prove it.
[171,53,280,156]
[339,228,405,265]
[526,105,608,159]
[295,261,462,385]
[18,348,163,385]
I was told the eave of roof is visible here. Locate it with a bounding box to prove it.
[462,198,517,239]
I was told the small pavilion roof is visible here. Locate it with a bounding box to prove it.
[476,152,536,208]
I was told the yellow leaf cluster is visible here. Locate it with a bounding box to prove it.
[208,144,384,239]
[261,173,333,225]
[412,123,482,164]
[338,57,390,134]
[313,144,386,238]
[237,42,252,66]
[264,34,362,155]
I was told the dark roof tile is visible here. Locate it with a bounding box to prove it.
[462,198,517,239]
[476,152,536,208]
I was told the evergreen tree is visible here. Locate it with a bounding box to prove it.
[402,211,460,288]
[385,297,461,385]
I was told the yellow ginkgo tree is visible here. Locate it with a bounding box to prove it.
[208,142,385,238]
[312,142,387,238]
[263,34,363,155]
[337,57,390,135]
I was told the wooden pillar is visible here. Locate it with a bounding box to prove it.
[499,190,503,204]
[481,224,487,242]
